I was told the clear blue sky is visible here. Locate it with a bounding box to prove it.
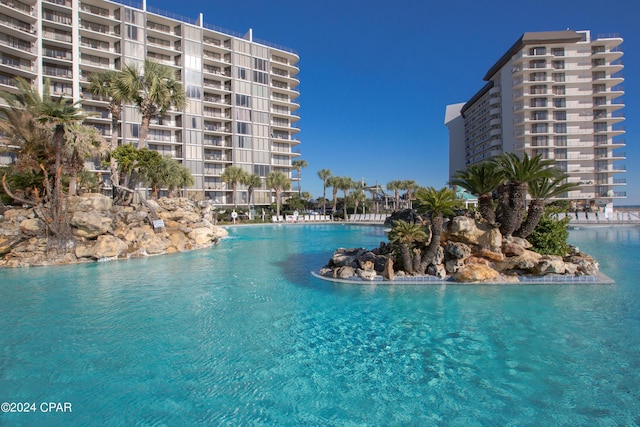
[153,0,639,205]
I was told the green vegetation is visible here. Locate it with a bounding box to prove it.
[527,205,571,256]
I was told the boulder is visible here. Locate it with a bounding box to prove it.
[384,209,422,226]
[564,252,599,275]
[475,248,505,262]
[445,241,471,260]
[159,209,201,223]
[496,249,542,271]
[2,208,32,222]
[337,266,355,279]
[427,263,447,279]
[533,255,566,275]
[167,230,188,252]
[93,235,127,259]
[357,268,377,281]
[382,258,395,281]
[331,248,365,268]
[510,236,532,249]
[124,225,155,243]
[445,258,464,274]
[188,226,219,246]
[454,264,500,282]
[68,193,112,212]
[445,216,502,248]
[502,242,525,257]
[20,218,43,233]
[71,211,113,238]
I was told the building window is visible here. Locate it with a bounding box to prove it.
[530,98,547,107]
[529,47,546,56]
[530,85,547,94]
[592,71,606,80]
[553,123,567,133]
[552,85,566,95]
[531,111,548,121]
[552,60,565,69]
[530,72,547,82]
[554,136,567,146]
[532,123,548,134]
[530,59,546,69]
[554,98,566,108]
[553,111,566,121]
[552,73,565,82]
[551,48,565,56]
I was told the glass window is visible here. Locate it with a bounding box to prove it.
[551,48,564,56]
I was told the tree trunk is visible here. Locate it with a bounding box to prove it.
[399,243,413,274]
[497,182,528,238]
[68,171,78,196]
[477,193,496,225]
[418,215,443,275]
[138,115,151,149]
[514,200,545,239]
[322,183,327,215]
[275,189,282,217]
[109,105,120,196]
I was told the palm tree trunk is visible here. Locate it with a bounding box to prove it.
[322,183,327,215]
[68,171,78,196]
[110,106,120,195]
[399,243,413,274]
[497,183,528,238]
[418,215,443,275]
[332,189,338,214]
[275,189,282,217]
[514,199,545,239]
[138,115,151,149]
[478,193,496,225]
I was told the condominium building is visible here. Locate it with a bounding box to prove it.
[446,30,626,208]
[0,0,301,206]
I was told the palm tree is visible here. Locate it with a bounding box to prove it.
[2,78,89,242]
[415,187,459,275]
[317,169,332,215]
[401,180,419,209]
[119,59,186,149]
[243,173,263,211]
[87,70,131,190]
[338,176,354,215]
[514,175,578,238]
[292,159,307,196]
[220,166,246,208]
[63,123,107,196]
[266,171,291,217]
[493,153,556,238]
[388,220,427,275]
[327,175,340,215]
[449,162,503,225]
[351,181,367,215]
[387,180,402,210]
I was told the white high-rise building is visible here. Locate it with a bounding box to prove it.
[0,0,301,206]
[446,30,626,208]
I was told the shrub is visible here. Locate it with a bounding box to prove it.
[528,205,570,256]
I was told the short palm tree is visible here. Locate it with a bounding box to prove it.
[401,180,419,209]
[387,180,402,210]
[514,175,578,238]
[317,168,332,215]
[351,181,367,215]
[493,153,556,238]
[63,123,107,196]
[449,162,502,225]
[388,220,427,274]
[292,159,307,196]
[243,173,263,211]
[266,171,291,217]
[221,166,247,208]
[338,176,354,215]
[119,59,186,149]
[415,187,459,274]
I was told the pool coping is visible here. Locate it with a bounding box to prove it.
[311,271,616,285]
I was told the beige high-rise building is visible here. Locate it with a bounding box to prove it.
[446,30,626,208]
[0,0,301,206]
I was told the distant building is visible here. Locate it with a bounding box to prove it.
[446,30,626,208]
[0,0,301,205]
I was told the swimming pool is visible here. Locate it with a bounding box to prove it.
[1,224,639,425]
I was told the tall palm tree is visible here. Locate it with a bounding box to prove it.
[387,180,402,210]
[388,220,427,275]
[220,166,246,208]
[449,162,503,225]
[292,159,307,196]
[317,168,332,215]
[266,171,291,217]
[119,59,186,149]
[493,153,556,238]
[338,176,354,215]
[514,175,578,238]
[327,175,340,215]
[243,173,263,211]
[63,123,107,196]
[415,187,459,275]
[87,70,132,190]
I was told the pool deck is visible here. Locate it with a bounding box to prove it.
[311,271,616,285]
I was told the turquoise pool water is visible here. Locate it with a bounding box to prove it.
[1,224,639,426]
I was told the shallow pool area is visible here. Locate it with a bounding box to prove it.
[1,224,639,425]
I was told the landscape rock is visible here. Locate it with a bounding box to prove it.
[454,264,500,282]
[71,211,113,238]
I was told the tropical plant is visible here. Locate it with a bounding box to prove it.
[63,123,107,196]
[0,78,90,244]
[415,186,459,274]
[266,171,291,217]
[527,205,571,256]
[387,180,402,210]
[338,176,354,214]
[514,174,578,238]
[292,159,307,196]
[220,166,247,208]
[242,173,262,210]
[449,162,502,225]
[351,181,367,215]
[119,59,186,149]
[493,153,556,238]
[327,175,340,214]
[388,220,427,274]
[401,180,419,209]
[87,70,132,191]
[317,168,332,215]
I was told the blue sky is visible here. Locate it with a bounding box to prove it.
[154,0,639,204]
